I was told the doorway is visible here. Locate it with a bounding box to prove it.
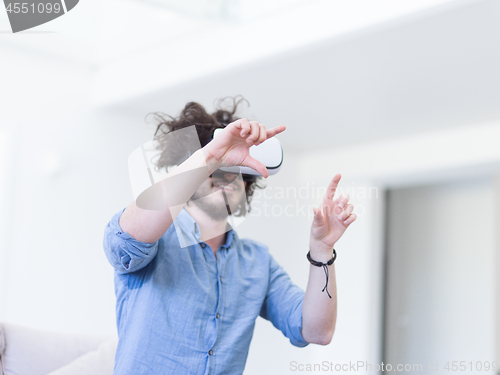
[383,177,496,374]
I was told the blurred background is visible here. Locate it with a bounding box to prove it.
[1,0,500,374]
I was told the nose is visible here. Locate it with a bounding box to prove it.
[211,172,241,188]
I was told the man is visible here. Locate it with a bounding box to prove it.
[103,100,356,375]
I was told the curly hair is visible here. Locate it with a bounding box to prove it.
[147,96,264,216]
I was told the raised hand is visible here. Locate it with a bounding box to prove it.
[203,118,286,178]
[310,174,357,256]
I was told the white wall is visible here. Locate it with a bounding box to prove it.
[0,108,154,336]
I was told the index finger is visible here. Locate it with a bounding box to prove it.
[324,173,342,201]
[265,125,286,139]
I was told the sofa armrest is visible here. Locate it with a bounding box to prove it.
[0,322,110,375]
[47,337,118,375]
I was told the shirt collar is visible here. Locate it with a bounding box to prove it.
[176,208,235,250]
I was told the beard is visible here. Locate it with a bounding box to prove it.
[188,178,245,221]
[190,191,231,220]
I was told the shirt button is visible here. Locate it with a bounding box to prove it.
[200,243,206,248]
[209,350,213,355]
[216,313,220,319]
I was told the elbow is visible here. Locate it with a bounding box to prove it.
[301,317,337,345]
[315,332,334,346]
[304,329,335,346]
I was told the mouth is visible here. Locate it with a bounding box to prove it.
[212,180,238,191]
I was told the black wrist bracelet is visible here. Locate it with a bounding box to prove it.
[306,249,337,298]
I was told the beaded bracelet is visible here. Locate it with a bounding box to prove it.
[306,249,337,298]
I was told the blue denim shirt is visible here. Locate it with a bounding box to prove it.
[103,207,308,375]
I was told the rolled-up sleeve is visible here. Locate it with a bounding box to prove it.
[103,208,159,274]
[259,254,309,347]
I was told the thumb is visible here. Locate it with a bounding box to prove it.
[242,156,269,178]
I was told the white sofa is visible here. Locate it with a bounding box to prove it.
[0,322,117,375]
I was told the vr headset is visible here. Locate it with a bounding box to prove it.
[128,125,283,205]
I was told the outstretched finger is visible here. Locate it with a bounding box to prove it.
[325,174,342,201]
[265,125,286,139]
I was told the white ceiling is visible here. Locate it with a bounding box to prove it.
[1,0,498,153]
[1,0,462,93]
[107,0,500,152]
[91,0,464,106]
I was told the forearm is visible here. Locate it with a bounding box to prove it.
[301,174,355,345]
[119,148,219,243]
[301,249,337,345]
